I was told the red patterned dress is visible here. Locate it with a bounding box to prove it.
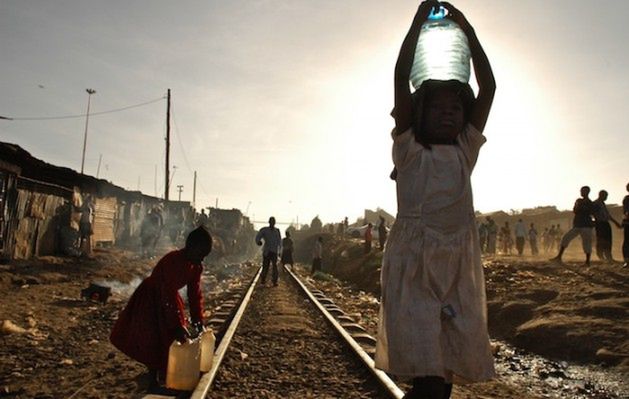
[110,249,204,373]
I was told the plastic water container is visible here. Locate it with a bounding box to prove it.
[410,6,471,89]
[199,328,216,372]
[166,339,201,390]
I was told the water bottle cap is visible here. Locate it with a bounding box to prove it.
[428,6,447,20]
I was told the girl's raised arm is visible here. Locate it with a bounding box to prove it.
[442,2,496,133]
[394,1,439,134]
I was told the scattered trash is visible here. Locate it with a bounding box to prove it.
[59,359,74,365]
[1,320,27,335]
[80,283,111,304]
[240,351,249,361]
[26,316,37,328]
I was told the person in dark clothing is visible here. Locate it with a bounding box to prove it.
[592,190,622,263]
[255,217,282,286]
[110,227,212,389]
[378,216,388,251]
[364,223,373,254]
[311,236,323,275]
[281,230,294,270]
[551,186,595,265]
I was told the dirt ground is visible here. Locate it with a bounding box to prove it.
[301,239,628,398]
[0,242,627,398]
[0,247,252,398]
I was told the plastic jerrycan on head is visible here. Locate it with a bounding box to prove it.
[199,327,216,372]
[410,3,471,89]
[166,338,201,390]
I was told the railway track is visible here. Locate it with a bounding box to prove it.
[144,264,403,399]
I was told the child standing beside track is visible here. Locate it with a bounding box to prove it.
[375,1,496,398]
[110,227,212,389]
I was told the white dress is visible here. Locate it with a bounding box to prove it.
[374,124,495,382]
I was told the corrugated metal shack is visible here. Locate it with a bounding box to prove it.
[0,142,195,260]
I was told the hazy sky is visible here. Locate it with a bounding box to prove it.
[1,0,628,226]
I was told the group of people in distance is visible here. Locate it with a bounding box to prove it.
[478,217,545,256]
[105,2,627,398]
[550,185,627,267]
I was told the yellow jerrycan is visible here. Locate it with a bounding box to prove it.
[166,338,201,390]
[199,327,216,372]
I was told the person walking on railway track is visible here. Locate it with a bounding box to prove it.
[110,226,212,390]
[256,216,282,286]
[281,230,295,271]
[550,186,595,266]
[375,2,496,397]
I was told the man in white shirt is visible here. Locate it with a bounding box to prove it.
[255,217,282,286]
[514,218,527,256]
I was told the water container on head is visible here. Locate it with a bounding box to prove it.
[199,327,216,372]
[410,5,471,89]
[166,338,201,390]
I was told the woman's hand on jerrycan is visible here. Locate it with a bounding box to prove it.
[174,325,190,343]
[441,2,472,31]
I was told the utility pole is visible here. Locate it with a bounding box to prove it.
[80,88,96,174]
[192,171,197,208]
[165,88,171,201]
[154,164,157,197]
[215,197,218,209]
[96,154,102,178]
[177,185,184,201]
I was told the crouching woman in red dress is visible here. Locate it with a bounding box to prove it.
[110,226,212,388]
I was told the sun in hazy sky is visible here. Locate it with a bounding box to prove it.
[1,1,627,226]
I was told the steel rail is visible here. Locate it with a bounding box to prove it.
[189,265,262,399]
[143,266,261,399]
[284,266,404,399]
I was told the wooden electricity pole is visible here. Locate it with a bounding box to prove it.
[165,89,171,201]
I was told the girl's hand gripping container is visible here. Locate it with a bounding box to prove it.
[199,327,216,372]
[166,338,201,390]
[410,4,471,89]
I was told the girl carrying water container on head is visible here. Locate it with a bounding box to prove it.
[375,1,496,398]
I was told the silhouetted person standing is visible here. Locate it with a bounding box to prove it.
[311,236,323,275]
[486,216,497,254]
[529,223,539,256]
[255,217,282,286]
[592,190,622,263]
[478,221,487,253]
[501,222,512,255]
[79,194,94,256]
[378,216,388,251]
[364,223,373,254]
[281,230,294,271]
[514,218,526,256]
[551,186,595,266]
[197,209,209,228]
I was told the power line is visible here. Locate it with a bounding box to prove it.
[170,103,212,205]
[170,105,194,174]
[3,96,166,121]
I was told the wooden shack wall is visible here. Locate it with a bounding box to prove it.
[12,189,67,259]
